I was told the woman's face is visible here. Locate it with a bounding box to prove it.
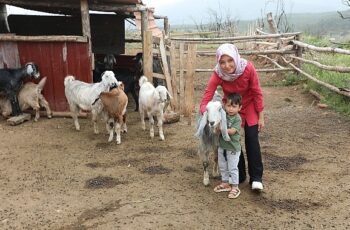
[219,54,236,74]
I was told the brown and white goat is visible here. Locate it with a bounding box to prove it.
[98,83,128,144]
[0,77,52,121]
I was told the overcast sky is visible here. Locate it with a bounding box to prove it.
[142,0,349,24]
[6,0,350,25]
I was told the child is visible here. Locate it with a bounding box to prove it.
[213,93,242,199]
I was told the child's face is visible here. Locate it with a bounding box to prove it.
[219,55,236,74]
[224,101,241,116]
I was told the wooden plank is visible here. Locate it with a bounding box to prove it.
[7,113,31,126]
[80,0,91,56]
[143,30,153,81]
[159,36,175,110]
[0,35,87,42]
[169,41,178,111]
[184,43,197,125]
[153,73,165,80]
[179,42,185,114]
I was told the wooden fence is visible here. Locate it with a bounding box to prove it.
[145,30,350,124]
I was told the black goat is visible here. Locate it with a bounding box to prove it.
[0,62,40,116]
[133,52,167,87]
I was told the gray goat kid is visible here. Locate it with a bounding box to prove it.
[195,92,230,186]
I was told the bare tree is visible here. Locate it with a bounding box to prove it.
[338,0,350,19]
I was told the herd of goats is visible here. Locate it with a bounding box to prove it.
[0,54,171,144]
[0,54,239,186]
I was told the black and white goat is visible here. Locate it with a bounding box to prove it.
[64,71,118,134]
[0,62,40,116]
[195,92,231,186]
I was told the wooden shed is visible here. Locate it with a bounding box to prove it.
[0,0,159,112]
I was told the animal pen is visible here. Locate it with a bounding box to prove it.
[0,0,170,114]
[162,29,350,124]
[0,1,349,118]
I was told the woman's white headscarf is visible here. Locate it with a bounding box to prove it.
[214,43,248,81]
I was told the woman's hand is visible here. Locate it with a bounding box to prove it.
[258,112,265,132]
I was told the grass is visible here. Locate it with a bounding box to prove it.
[297,35,350,117]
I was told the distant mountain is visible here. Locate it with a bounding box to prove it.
[170,10,350,39]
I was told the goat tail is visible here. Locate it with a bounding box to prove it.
[139,75,148,87]
[64,75,75,86]
[36,77,47,92]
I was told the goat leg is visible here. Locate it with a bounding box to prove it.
[148,113,154,139]
[107,118,114,142]
[115,121,121,144]
[38,95,52,119]
[157,113,164,141]
[140,108,146,130]
[91,110,99,134]
[122,114,127,133]
[10,94,22,116]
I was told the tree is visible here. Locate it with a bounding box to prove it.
[338,0,350,19]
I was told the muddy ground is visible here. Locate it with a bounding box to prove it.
[0,72,350,229]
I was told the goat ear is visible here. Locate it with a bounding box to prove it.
[220,108,231,141]
[195,111,208,138]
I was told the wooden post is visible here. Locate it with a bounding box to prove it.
[143,30,153,81]
[159,36,175,109]
[0,4,9,33]
[169,41,178,110]
[179,42,185,114]
[141,9,148,42]
[184,43,197,125]
[164,16,170,38]
[80,0,93,72]
[80,0,91,53]
[267,12,278,34]
[295,34,303,68]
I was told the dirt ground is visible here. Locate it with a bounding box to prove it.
[0,72,350,229]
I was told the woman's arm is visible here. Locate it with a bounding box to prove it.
[258,111,265,132]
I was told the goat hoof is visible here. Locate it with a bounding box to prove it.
[203,179,210,186]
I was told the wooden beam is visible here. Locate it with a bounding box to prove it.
[292,40,350,55]
[184,43,197,124]
[170,33,302,42]
[179,42,185,114]
[159,36,175,109]
[143,30,153,81]
[290,56,350,73]
[0,1,145,14]
[0,35,87,42]
[80,0,91,53]
[169,41,178,110]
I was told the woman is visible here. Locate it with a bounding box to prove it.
[200,43,265,191]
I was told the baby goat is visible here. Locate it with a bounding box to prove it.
[0,77,52,121]
[138,76,171,141]
[98,83,128,144]
[195,92,230,186]
[64,71,118,134]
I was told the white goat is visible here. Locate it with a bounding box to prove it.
[64,71,118,134]
[97,83,128,144]
[138,75,171,140]
[195,92,231,186]
[0,77,52,121]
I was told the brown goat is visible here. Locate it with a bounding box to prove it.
[99,83,128,144]
[0,77,52,121]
